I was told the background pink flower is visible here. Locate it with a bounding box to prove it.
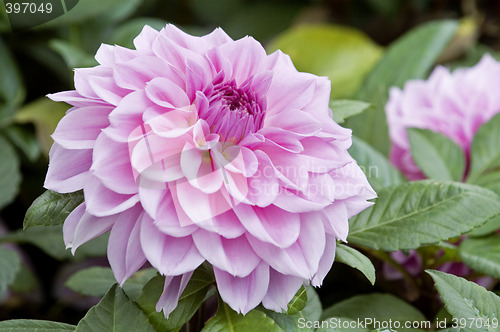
[384,55,500,287]
[45,24,375,315]
[386,54,500,180]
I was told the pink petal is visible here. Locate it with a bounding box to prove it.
[196,208,246,239]
[203,27,233,46]
[64,203,117,254]
[140,213,204,275]
[47,90,108,107]
[251,150,300,191]
[88,75,130,106]
[257,128,304,153]
[175,180,232,223]
[74,67,109,100]
[302,75,331,116]
[246,156,279,207]
[133,25,160,51]
[265,110,322,136]
[152,33,210,73]
[113,45,139,63]
[91,133,137,195]
[44,144,91,193]
[297,136,350,173]
[95,44,115,66]
[145,77,190,109]
[321,203,349,241]
[221,171,249,205]
[156,272,193,318]
[261,269,304,312]
[138,187,198,237]
[147,108,194,138]
[265,70,316,116]
[130,132,184,182]
[107,205,146,285]
[52,106,111,149]
[84,175,140,217]
[162,24,213,53]
[215,37,267,85]
[113,56,182,91]
[222,146,258,177]
[312,234,336,287]
[185,59,212,102]
[192,230,261,277]
[248,213,325,279]
[106,90,154,143]
[272,188,331,214]
[253,146,308,190]
[233,204,300,248]
[214,262,269,314]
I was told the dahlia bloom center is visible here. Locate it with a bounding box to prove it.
[201,77,267,143]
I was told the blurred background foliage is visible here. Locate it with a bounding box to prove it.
[0,0,500,325]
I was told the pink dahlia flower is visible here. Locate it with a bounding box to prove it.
[45,24,375,315]
[386,54,500,180]
[385,55,500,286]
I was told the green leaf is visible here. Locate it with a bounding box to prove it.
[427,270,500,332]
[467,214,500,238]
[285,286,307,315]
[10,263,38,293]
[348,136,405,191]
[268,24,382,98]
[136,266,214,331]
[194,1,303,42]
[459,234,500,279]
[0,247,21,299]
[202,298,282,332]
[108,18,168,49]
[407,128,465,181]
[263,286,322,332]
[49,40,98,69]
[470,170,500,196]
[467,113,500,185]
[75,284,155,332]
[0,319,76,331]
[66,267,157,300]
[348,181,500,251]
[329,100,375,124]
[0,37,25,120]
[2,125,41,162]
[346,20,459,155]
[1,225,108,260]
[14,98,69,154]
[262,312,308,332]
[39,0,141,27]
[335,244,375,285]
[302,286,322,322]
[448,44,500,71]
[24,190,84,229]
[321,293,425,331]
[0,135,21,210]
